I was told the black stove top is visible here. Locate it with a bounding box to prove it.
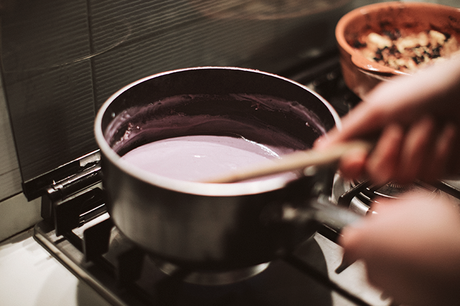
[34,202,385,306]
[34,212,355,306]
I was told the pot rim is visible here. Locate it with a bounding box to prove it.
[335,1,460,76]
[94,66,341,197]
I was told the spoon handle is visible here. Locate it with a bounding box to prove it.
[204,140,372,183]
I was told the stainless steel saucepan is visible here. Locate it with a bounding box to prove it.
[94,66,359,271]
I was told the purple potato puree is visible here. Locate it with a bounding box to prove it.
[121,135,298,182]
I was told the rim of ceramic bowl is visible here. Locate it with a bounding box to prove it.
[335,1,460,76]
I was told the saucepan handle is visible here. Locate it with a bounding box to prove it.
[311,196,362,231]
[279,195,362,234]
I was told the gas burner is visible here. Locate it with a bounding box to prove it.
[352,180,434,203]
[382,182,409,195]
[156,260,270,286]
[108,224,273,286]
[332,174,460,217]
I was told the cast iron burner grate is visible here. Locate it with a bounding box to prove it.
[34,180,374,306]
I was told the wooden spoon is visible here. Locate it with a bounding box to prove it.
[203,140,372,183]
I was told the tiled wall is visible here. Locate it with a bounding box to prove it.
[0,75,21,201]
[0,72,41,242]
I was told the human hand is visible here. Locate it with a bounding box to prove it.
[316,57,460,185]
[339,190,460,306]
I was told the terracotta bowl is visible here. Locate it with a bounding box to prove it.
[335,2,460,98]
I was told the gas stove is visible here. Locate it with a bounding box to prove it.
[4,2,455,304]
[30,56,394,306]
